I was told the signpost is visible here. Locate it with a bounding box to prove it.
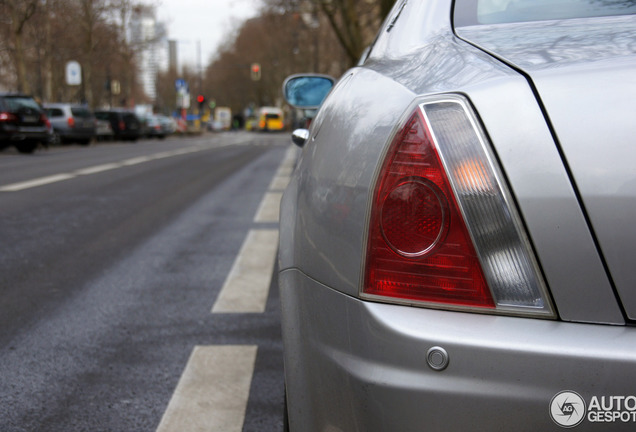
[175,78,190,132]
[65,61,82,86]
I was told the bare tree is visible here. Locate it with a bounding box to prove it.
[265,0,394,66]
[200,7,349,115]
[2,0,39,93]
[77,0,110,106]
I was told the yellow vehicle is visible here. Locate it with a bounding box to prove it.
[258,107,284,131]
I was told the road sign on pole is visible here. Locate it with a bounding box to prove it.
[66,61,82,86]
[175,78,190,109]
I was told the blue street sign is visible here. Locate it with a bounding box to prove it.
[175,79,188,91]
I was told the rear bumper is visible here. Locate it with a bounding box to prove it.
[0,127,49,143]
[56,128,95,140]
[280,268,636,432]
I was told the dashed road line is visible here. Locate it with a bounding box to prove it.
[0,146,207,192]
[211,229,279,314]
[159,145,297,431]
[156,345,258,432]
[254,192,283,223]
[0,138,269,192]
[0,173,76,191]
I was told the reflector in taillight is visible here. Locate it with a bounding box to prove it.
[362,95,554,317]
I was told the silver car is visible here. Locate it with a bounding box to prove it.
[43,103,96,145]
[279,1,636,431]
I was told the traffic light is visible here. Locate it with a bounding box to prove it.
[251,63,261,81]
[197,94,205,110]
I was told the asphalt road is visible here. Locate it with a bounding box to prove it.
[0,132,291,431]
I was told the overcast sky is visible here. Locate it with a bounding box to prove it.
[156,0,262,68]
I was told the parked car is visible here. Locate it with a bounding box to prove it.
[143,114,171,139]
[0,94,50,153]
[43,103,96,145]
[279,1,636,431]
[93,109,141,142]
[95,118,114,141]
[156,114,176,136]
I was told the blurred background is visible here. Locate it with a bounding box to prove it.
[0,0,395,122]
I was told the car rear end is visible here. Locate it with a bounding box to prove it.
[120,112,141,141]
[45,104,96,145]
[279,1,636,430]
[67,106,96,144]
[94,110,140,142]
[0,94,50,153]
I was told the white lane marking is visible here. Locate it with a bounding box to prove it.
[121,156,153,166]
[156,345,258,432]
[160,146,294,430]
[254,192,282,223]
[0,173,76,192]
[212,229,279,313]
[268,145,297,191]
[0,145,206,192]
[74,162,121,175]
[268,175,290,191]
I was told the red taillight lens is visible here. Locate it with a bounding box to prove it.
[67,117,75,128]
[365,109,494,308]
[363,95,554,317]
[40,113,51,128]
[119,120,125,131]
[0,112,17,122]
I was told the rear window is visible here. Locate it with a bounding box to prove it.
[123,113,139,124]
[4,97,41,112]
[94,112,110,120]
[265,113,280,120]
[455,0,636,26]
[71,107,93,118]
[46,108,64,118]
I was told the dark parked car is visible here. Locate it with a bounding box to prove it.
[0,94,50,153]
[279,0,636,431]
[44,103,96,145]
[95,118,114,141]
[93,109,141,142]
[141,114,169,139]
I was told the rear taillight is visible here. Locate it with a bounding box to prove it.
[67,117,75,128]
[0,112,17,122]
[119,120,125,131]
[362,95,554,317]
[41,113,51,129]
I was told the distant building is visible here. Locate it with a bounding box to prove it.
[130,7,166,103]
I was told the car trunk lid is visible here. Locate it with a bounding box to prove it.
[456,15,636,319]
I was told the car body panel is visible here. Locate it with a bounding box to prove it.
[280,67,414,297]
[94,110,141,141]
[465,80,624,324]
[44,103,96,144]
[0,94,49,153]
[279,0,636,430]
[457,15,636,319]
[280,268,636,432]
